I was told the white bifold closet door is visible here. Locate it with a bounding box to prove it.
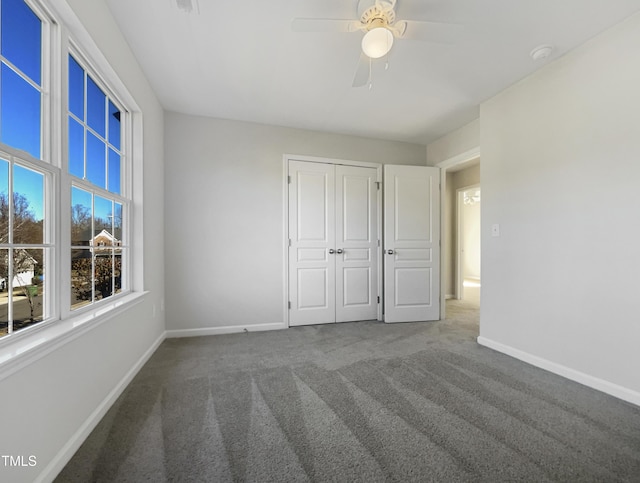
[289,160,378,326]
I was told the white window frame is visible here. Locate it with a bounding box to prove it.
[62,43,132,318]
[0,146,57,334]
[0,0,145,374]
[0,0,57,335]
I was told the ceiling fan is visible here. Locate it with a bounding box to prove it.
[292,0,460,87]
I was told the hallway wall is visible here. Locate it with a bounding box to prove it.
[480,11,640,404]
[443,163,480,297]
[461,189,481,280]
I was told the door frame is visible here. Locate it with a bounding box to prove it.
[283,154,383,327]
[436,147,481,320]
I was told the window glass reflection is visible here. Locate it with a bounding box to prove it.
[108,149,120,194]
[86,131,106,188]
[12,247,44,332]
[13,165,44,244]
[94,195,113,236]
[94,251,113,300]
[68,117,85,178]
[71,248,92,309]
[0,159,9,243]
[0,248,7,336]
[71,187,92,246]
[0,64,41,159]
[108,101,120,150]
[86,76,106,137]
[1,0,42,84]
[68,55,84,119]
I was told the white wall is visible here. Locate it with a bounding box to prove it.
[164,113,427,334]
[0,1,165,482]
[427,119,479,166]
[479,12,640,404]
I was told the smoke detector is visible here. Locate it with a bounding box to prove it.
[530,44,554,61]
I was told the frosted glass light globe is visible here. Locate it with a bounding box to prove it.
[362,27,394,59]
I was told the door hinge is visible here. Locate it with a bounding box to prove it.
[288,301,291,309]
[288,238,292,246]
[376,181,381,190]
[377,239,380,247]
[288,175,291,184]
[377,296,380,304]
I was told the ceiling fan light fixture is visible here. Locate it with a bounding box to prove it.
[362,27,394,58]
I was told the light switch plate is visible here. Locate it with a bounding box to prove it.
[491,224,500,237]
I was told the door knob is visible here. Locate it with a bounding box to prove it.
[329,249,335,254]
[386,249,394,255]
[336,249,344,254]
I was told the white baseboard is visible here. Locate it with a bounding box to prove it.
[166,322,287,338]
[37,331,167,483]
[477,336,640,407]
[445,293,455,300]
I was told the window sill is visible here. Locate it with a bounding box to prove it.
[0,291,148,382]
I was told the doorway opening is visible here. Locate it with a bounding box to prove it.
[437,149,480,325]
[457,185,481,306]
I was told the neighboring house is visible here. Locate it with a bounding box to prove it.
[90,229,122,251]
[0,249,37,290]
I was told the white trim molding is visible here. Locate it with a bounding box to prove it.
[0,292,148,382]
[166,322,287,339]
[435,147,481,170]
[435,145,481,320]
[478,336,640,407]
[36,330,166,483]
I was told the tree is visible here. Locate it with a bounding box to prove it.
[0,192,44,326]
[0,192,43,244]
[71,203,91,244]
[70,205,122,306]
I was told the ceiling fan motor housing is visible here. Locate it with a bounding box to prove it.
[358,0,396,29]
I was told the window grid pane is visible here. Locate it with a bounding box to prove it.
[1,0,42,84]
[70,182,128,311]
[0,1,134,339]
[68,55,122,193]
[70,248,92,310]
[0,0,43,161]
[68,55,84,119]
[1,63,41,159]
[0,154,49,339]
[13,164,44,244]
[68,52,127,312]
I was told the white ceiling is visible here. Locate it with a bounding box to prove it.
[104,0,640,145]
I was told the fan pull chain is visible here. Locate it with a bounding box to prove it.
[368,56,373,90]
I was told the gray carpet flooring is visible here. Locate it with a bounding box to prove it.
[57,300,640,482]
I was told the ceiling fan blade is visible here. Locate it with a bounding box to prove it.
[352,54,370,88]
[291,18,360,33]
[399,20,462,44]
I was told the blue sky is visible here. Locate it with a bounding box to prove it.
[1,0,122,227]
[1,0,43,221]
[1,0,41,159]
[0,159,43,221]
